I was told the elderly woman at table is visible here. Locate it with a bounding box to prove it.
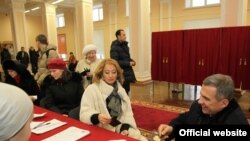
[40,58,84,116]
[80,58,147,141]
[0,83,33,141]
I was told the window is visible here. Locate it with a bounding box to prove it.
[56,14,65,28]
[185,0,220,8]
[93,4,103,22]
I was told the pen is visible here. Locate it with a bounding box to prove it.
[32,122,51,129]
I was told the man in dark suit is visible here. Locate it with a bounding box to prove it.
[110,29,136,95]
[16,47,29,68]
[29,46,39,75]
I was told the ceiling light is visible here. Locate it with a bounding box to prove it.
[31,7,40,11]
[24,10,30,13]
[52,0,64,5]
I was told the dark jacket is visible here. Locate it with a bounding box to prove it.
[29,49,39,64]
[1,48,11,64]
[41,71,84,114]
[166,99,249,140]
[110,40,136,82]
[16,51,29,67]
[2,60,40,97]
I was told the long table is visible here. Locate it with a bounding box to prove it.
[30,106,139,141]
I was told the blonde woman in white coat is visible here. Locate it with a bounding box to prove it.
[75,44,101,89]
[80,59,147,141]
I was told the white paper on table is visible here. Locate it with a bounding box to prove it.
[41,126,90,141]
[32,119,67,134]
[33,112,47,119]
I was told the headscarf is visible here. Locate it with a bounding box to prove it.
[106,82,122,117]
[82,44,97,55]
[0,83,33,140]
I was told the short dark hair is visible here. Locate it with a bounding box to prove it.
[36,34,48,45]
[115,29,124,38]
[203,74,235,101]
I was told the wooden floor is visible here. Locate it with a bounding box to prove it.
[130,81,250,119]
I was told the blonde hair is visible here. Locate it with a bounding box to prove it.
[93,58,124,84]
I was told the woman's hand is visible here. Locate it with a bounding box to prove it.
[98,114,111,125]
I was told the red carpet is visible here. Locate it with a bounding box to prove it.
[132,104,182,131]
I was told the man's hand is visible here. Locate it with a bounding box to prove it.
[158,124,173,140]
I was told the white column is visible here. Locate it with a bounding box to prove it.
[9,0,27,51]
[221,0,248,26]
[41,3,58,45]
[129,0,151,82]
[108,0,117,57]
[74,0,93,59]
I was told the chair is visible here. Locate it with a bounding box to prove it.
[68,106,80,120]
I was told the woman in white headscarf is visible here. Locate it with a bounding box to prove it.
[75,44,101,89]
[0,83,33,141]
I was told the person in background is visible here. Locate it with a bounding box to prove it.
[34,34,58,86]
[7,44,15,60]
[0,83,33,141]
[68,52,77,72]
[16,46,29,68]
[80,58,147,141]
[40,58,84,116]
[0,63,4,82]
[2,60,40,104]
[29,46,39,75]
[75,44,101,89]
[1,45,11,65]
[157,74,249,141]
[110,29,136,95]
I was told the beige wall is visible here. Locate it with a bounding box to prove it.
[0,0,250,56]
[0,13,12,42]
[26,15,44,48]
[57,8,76,59]
[150,0,161,32]
[248,1,250,24]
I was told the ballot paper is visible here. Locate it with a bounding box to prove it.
[32,119,67,134]
[42,126,90,141]
[33,112,47,119]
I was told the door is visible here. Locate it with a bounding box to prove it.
[57,34,67,59]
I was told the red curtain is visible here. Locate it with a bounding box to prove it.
[182,28,221,85]
[161,31,183,83]
[151,31,183,82]
[220,26,250,89]
[151,32,163,80]
[152,26,250,90]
